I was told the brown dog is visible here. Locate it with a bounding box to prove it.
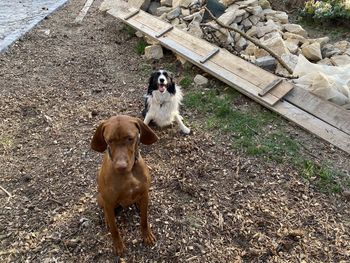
[91,115,158,256]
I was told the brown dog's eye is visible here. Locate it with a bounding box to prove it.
[126,137,134,144]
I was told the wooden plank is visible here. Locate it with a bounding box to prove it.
[74,0,94,24]
[200,47,220,63]
[124,9,140,20]
[274,100,350,154]
[259,78,283,97]
[155,25,174,38]
[284,86,350,136]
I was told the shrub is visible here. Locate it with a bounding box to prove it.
[300,0,350,23]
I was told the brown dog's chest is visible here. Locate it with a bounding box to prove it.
[100,170,148,209]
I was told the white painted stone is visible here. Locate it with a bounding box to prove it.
[301,42,322,61]
[283,24,307,37]
[143,45,164,59]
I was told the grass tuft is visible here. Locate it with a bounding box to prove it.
[135,39,147,55]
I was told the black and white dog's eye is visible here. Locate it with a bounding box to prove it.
[156,72,161,76]
[163,72,168,77]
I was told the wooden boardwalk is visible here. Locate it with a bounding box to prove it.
[104,2,350,154]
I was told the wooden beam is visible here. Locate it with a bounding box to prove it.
[259,78,283,97]
[74,0,95,24]
[284,86,350,136]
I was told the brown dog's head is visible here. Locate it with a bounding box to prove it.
[91,115,158,172]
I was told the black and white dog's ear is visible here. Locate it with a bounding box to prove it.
[147,72,157,95]
[168,76,176,94]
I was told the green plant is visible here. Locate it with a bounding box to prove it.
[135,39,147,55]
[301,160,344,193]
[300,0,350,23]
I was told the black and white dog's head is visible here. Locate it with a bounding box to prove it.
[147,70,176,95]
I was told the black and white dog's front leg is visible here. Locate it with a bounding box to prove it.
[144,112,153,126]
[175,114,190,134]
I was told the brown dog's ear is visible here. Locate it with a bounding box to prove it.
[91,121,107,152]
[135,118,158,145]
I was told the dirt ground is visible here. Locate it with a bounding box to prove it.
[0,0,349,262]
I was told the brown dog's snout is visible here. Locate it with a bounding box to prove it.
[115,158,128,172]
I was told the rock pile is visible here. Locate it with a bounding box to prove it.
[134,0,350,106]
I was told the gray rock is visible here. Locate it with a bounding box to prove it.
[235,36,247,51]
[330,54,350,66]
[194,74,209,86]
[246,5,262,15]
[188,23,203,38]
[143,45,164,59]
[321,44,341,58]
[156,6,172,16]
[148,2,161,15]
[260,34,289,56]
[275,53,298,76]
[249,15,260,25]
[242,18,253,30]
[301,42,322,61]
[161,0,173,6]
[255,55,276,67]
[256,20,279,38]
[167,6,181,20]
[334,40,350,53]
[283,24,307,37]
[236,0,258,6]
[317,58,333,66]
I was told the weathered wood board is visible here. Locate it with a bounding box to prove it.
[284,86,350,136]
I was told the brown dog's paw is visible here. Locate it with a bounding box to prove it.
[142,230,156,246]
[113,241,126,256]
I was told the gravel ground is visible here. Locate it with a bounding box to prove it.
[0,0,349,262]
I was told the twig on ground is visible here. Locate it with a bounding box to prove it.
[0,185,12,198]
[203,6,294,74]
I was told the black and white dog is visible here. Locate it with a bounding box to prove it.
[142,70,190,134]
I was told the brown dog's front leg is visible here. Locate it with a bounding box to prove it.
[139,193,156,246]
[103,205,125,255]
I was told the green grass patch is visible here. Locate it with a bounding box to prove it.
[301,161,344,193]
[135,39,147,55]
[122,25,136,37]
[184,89,348,193]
